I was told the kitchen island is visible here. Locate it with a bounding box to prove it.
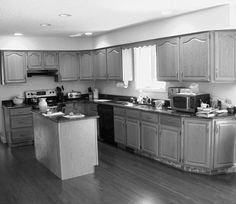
[32,111,99,180]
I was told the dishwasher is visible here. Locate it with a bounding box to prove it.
[97,104,115,145]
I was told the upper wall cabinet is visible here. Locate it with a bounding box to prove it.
[107,47,122,80]
[79,51,94,80]
[180,32,210,81]
[3,52,27,84]
[27,51,59,70]
[93,49,107,80]
[58,52,78,81]
[156,37,180,81]
[214,31,236,82]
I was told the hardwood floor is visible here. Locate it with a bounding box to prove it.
[0,142,236,204]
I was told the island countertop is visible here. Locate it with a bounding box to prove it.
[32,110,99,123]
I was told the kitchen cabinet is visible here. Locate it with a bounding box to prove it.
[27,51,59,70]
[58,52,78,81]
[213,120,236,169]
[180,32,210,81]
[93,49,107,80]
[156,37,180,81]
[79,51,94,80]
[3,51,27,83]
[159,115,181,163]
[107,47,122,80]
[214,31,236,82]
[114,115,126,145]
[2,106,33,147]
[183,118,211,168]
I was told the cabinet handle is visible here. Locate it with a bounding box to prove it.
[215,126,219,134]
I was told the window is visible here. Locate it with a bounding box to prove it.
[134,44,166,91]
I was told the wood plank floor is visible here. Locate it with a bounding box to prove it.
[0,142,236,204]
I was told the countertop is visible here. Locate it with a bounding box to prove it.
[32,110,99,123]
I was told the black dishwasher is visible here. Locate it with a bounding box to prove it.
[97,104,115,145]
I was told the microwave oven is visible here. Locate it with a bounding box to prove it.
[170,93,210,113]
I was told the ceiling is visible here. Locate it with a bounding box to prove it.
[0,0,231,38]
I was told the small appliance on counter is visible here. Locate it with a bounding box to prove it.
[168,87,186,99]
[88,87,99,100]
[65,91,81,100]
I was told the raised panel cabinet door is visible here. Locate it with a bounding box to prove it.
[141,121,158,156]
[79,51,93,80]
[3,52,27,83]
[107,47,122,80]
[59,52,78,81]
[180,32,210,81]
[126,118,140,150]
[156,37,180,81]
[43,52,59,69]
[214,31,236,82]
[93,49,107,80]
[183,119,211,168]
[159,125,180,163]
[27,52,43,69]
[214,120,236,168]
[114,116,126,145]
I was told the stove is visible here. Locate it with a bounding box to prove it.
[25,89,60,109]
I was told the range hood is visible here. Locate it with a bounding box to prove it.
[27,69,58,77]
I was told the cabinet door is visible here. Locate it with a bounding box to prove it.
[214,31,236,82]
[183,119,211,168]
[93,49,107,80]
[3,52,26,83]
[43,52,59,69]
[27,52,43,69]
[180,32,210,81]
[156,37,179,81]
[107,47,122,80]
[159,125,180,163]
[141,121,158,155]
[126,118,140,149]
[114,116,126,145]
[79,51,93,80]
[214,120,236,168]
[59,52,78,81]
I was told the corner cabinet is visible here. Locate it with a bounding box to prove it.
[214,31,236,82]
[107,47,122,80]
[79,51,94,80]
[180,32,210,81]
[3,52,27,84]
[58,52,78,81]
[93,49,107,80]
[156,37,180,81]
[183,118,212,169]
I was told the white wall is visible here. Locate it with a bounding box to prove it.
[93,5,230,48]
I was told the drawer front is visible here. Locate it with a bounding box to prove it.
[11,128,33,142]
[11,115,33,128]
[126,109,140,118]
[114,107,126,116]
[10,107,32,116]
[160,114,181,127]
[141,111,158,123]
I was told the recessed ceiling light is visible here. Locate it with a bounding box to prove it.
[59,13,72,17]
[14,33,23,36]
[40,23,51,27]
[69,33,83,37]
[84,32,93,36]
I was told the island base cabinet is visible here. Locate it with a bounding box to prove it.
[183,119,212,169]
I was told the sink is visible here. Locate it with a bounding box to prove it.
[93,99,111,102]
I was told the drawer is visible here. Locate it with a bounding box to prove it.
[11,115,33,128]
[114,107,126,116]
[141,111,158,123]
[11,128,33,142]
[126,109,140,118]
[10,107,32,116]
[160,114,181,127]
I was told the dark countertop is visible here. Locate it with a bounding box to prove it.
[32,110,99,123]
[2,100,32,109]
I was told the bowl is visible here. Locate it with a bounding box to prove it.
[13,97,24,105]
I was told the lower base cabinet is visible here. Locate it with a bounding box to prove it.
[114,115,126,145]
[126,118,140,149]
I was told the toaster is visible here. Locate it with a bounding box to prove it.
[66,91,81,99]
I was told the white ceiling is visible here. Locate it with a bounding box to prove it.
[0,0,231,38]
